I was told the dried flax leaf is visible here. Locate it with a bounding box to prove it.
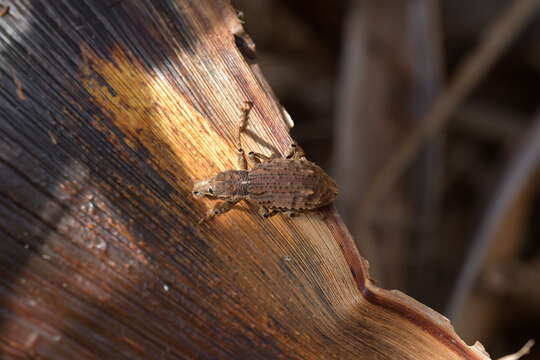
[0,0,492,358]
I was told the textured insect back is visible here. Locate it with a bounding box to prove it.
[247,159,338,212]
[213,170,249,198]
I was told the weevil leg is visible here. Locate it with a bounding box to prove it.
[237,100,253,143]
[236,101,253,170]
[258,206,278,218]
[237,102,253,146]
[199,200,240,224]
[285,143,306,160]
[237,148,247,170]
[248,151,271,165]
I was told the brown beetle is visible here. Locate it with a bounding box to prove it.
[193,101,338,223]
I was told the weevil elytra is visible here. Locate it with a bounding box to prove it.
[192,101,338,223]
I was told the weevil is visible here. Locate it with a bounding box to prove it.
[192,101,338,223]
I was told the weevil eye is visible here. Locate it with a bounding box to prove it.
[208,188,214,195]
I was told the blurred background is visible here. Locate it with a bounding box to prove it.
[233,0,540,358]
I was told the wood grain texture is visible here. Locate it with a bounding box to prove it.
[0,0,490,359]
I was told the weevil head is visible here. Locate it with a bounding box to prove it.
[192,170,248,199]
[192,178,215,198]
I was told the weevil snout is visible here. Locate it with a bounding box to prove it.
[192,190,205,198]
